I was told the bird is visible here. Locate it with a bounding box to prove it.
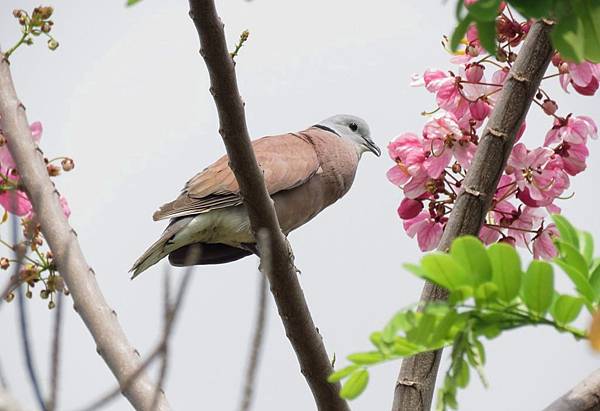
[130,114,380,278]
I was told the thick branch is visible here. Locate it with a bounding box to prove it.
[187,2,349,410]
[392,20,555,411]
[0,52,170,410]
[544,369,600,411]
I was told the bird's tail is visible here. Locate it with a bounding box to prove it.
[129,217,193,279]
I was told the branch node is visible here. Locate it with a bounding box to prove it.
[463,186,484,198]
[510,72,530,83]
[17,102,25,111]
[70,228,78,237]
[89,267,95,275]
[488,127,509,139]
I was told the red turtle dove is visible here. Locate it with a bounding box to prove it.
[131,114,380,278]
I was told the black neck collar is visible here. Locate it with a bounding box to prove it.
[313,124,340,137]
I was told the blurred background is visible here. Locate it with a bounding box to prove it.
[0,1,599,410]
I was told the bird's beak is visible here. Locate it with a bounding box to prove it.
[365,139,381,157]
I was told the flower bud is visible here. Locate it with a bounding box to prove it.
[18,16,27,26]
[40,289,49,299]
[47,164,61,176]
[41,22,52,33]
[61,158,75,171]
[397,198,423,220]
[25,290,32,299]
[542,99,558,116]
[465,64,484,83]
[47,39,59,51]
[0,257,9,270]
[451,163,462,173]
[4,292,14,303]
[48,300,56,309]
[36,6,53,20]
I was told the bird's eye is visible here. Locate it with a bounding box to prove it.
[349,122,358,132]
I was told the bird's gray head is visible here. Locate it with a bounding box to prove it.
[315,114,381,157]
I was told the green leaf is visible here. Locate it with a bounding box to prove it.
[407,313,437,346]
[552,215,580,249]
[508,0,555,18]
[420,253,471,291]
[590,264,600,299]
[369,331,392,356]
[403,262,427,278]
[449,286,474,305]
[430,309,460,346]
[450,236,492,285]
[391,337,421,356]
[328,365,359,383]
[454,359,470,388]
[474,282,499,305]
[554,260,595,304]
[557,241,589,276]
[451,15,473,51]
[467,0,501,21]
[522,260,554,316]
[552,11,586,62]
[347,351,385,365]
[340,368,369,400]
[476,19,498,54]
[126,0,143,5]
[488,243,522,303]
[552,295,584,325]
[382,312,413,343]
[580,0,600,62]
[579,231,595,267]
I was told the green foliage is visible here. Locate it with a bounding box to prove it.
[126,0,143,6]
[331,217,595,410]
[451,0,600,62]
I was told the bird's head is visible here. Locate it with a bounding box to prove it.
[316,114,381,157]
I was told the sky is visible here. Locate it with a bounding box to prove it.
[1,1,599,410]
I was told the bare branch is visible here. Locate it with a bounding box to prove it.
[238,272,269,411]
[73,266,193,411]
[47,292,64,411]
[392,20,555,411]
[17,288,46,411]
[543,369,600,411]
[0,47,169,410]
[187,2,349,409]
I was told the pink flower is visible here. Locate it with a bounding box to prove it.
[0,122,42,169]
[552,141,589,176]
[545,115,598,146]
[387,133,430,198]
[533,224,559,260]
[403,212,444,251]
[508,143,569,205]
[423,113,476,177]
[559,61,600,96]
[507,206,544,248]
[0,189,32,216]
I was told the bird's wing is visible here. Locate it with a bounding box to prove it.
[152,132,320,220]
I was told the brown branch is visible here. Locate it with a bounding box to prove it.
[238,271,269,411]
[392,20,555,411]
[0,49,170,410]
[543,369,600,411]
[187,2,349,410]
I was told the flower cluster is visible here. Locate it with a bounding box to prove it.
[5,6,59,60]
[387,7,598,259]
[0,122,74,308]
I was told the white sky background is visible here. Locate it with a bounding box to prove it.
[1,1,599,410]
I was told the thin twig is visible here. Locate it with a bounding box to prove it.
[72,266,193,411]
[187,2,348,409]
[151,270,172,411]
[238,271,269,411]
[47,292,63,411]
[0,44,170,410]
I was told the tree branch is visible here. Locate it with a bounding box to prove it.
[0,51,170,410]
[392,20,555,411]
[238,272,269,411]
[187,2,349,409]
[543,369,600,411]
